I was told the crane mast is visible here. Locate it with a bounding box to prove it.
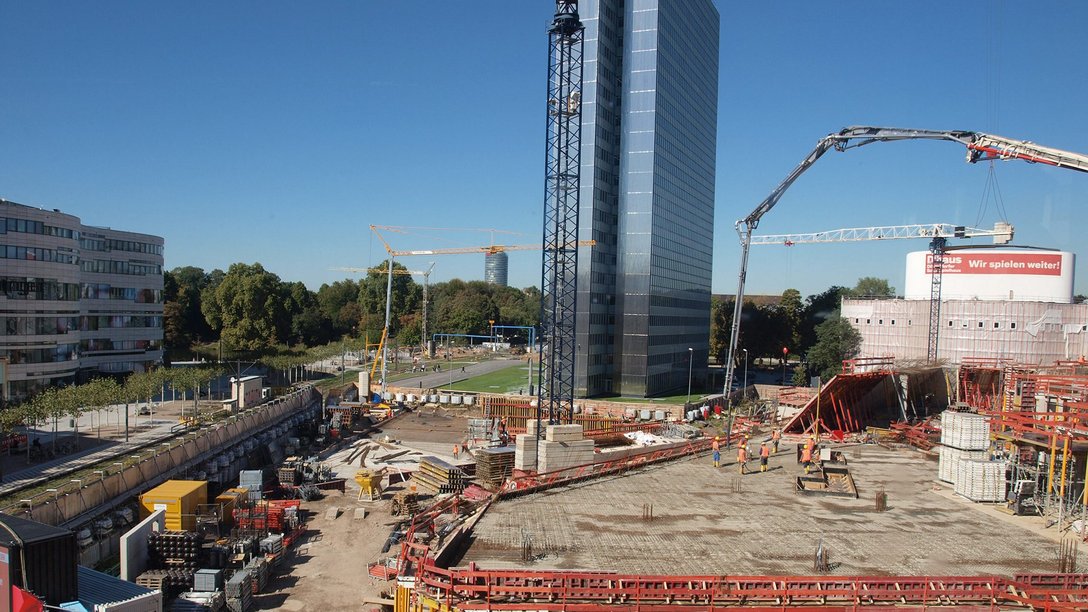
[538,0,584,429]
[722,126,1088,398]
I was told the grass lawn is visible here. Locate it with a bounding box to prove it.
[441,363,538,395]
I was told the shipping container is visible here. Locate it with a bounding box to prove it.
[213,487,249,527]
[139,480,208,531]
[0,513,79,605]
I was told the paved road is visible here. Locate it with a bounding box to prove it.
[0,419,178,494]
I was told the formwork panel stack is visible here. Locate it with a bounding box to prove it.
[938,410,1005,501]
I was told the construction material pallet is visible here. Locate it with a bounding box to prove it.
[135,568,194,592]
[475,446,515,487]
[413,456,466,494]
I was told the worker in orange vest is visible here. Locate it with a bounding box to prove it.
[759,441,770,472]
[771,428,782,453]
[711,436,721,468]
[800,442,814,474]
[737,444,749,475]
[453,444,460,459]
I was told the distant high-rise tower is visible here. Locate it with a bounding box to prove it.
[575,0,719,397]
[484,251,509,286]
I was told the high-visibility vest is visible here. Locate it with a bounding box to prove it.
[711,440,720,451]
[801,446,812,462]
[771,430,781,441]
[760,445,770,458]
[738,448,748,462]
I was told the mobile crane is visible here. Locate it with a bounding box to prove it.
[722,126,1088,397]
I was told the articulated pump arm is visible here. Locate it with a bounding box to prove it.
[721,126,1088,397]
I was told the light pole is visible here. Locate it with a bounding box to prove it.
[742,348,748,394]
[686,348,693,404]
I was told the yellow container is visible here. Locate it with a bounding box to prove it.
[140,480,208,531]
[213,487,249,527]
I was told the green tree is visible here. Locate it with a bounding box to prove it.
[317,280,362,336]
[201,263,292,351]
[849,277,896,298]
[801,286,848,352]
[779,288,804,349]
[806,313,862,381]
[358,262,420,339]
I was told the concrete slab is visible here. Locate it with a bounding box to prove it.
[462,444,1064,576]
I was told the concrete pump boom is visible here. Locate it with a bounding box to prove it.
[722,126,1088,399]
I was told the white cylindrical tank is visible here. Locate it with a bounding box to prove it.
[904,249,1074,302]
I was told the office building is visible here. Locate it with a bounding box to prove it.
[484,251,508,286]
[575,0,719,397]
[0,199,164,402]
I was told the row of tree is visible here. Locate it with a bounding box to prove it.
[3,368,221,457]
[165,263,541,353]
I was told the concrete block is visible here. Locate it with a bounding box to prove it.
[545,424,584,442]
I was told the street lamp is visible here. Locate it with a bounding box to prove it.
[686,347,693,404]
[742,348,748,395]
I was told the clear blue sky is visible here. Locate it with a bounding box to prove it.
[3,2,1086,299]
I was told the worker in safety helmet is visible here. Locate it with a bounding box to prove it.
[711,436,721,468]
[759,441,770,472]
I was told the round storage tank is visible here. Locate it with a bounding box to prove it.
[904,248,1074,302]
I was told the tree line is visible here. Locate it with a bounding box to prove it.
[165,262,541,354]
[3,368,220,458]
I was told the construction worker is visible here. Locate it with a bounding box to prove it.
[771,428,781,453]
[759,441,770,472]
[711,436,721,468]
[453,444,460,459]
[800,441,813,474]
[737,444,749,475]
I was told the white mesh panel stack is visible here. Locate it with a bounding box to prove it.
[937,411,992,486]
[954,459,1006,502]
[937,446,987,483]
[939,411,990,451]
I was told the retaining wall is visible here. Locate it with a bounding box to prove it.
[1,387,320,528]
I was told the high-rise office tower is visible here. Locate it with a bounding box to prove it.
[484,252,509,286]
[575,0,719,397]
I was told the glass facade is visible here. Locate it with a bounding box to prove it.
[576,0,718,397]
[0,199,164,402]
[484,252,509,286]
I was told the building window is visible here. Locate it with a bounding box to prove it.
[1011,322,1017,329]
[891,320,896,325]
[994,322,1000,329]
[878,319,883,325]
[866,319,871,324]
[978,321,984,328]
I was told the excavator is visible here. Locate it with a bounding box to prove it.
[722,126,1088,397]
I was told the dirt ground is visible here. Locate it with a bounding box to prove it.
[256,408,472,610]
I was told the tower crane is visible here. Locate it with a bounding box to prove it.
[365,224,593,396]
[722,126,1088,397]
[752,221,1014,363]
[334,261,436,361]
[540,0,584,428]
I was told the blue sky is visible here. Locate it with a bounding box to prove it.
[2,2,1086,299]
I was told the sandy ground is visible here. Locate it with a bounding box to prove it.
[258,408,472,610]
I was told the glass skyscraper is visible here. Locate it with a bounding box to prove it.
[575,0,718,397]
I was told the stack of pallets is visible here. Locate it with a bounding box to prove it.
[225,569,253,612]
[244,557,270,593]
[475,447,516,487]
[412,457,466,494]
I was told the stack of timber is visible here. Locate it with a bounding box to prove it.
[412,457,466,494]
[476,447,516,487]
